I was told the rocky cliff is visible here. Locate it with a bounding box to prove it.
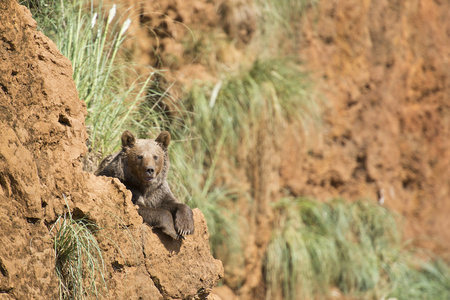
[0,1,222,299]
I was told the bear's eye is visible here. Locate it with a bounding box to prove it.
[153,155,158,161]
[137,155,143,160]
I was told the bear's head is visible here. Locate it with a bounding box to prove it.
[121,130,171,186]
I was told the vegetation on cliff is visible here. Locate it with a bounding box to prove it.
[51,198,107,299]
[266,198,450,299]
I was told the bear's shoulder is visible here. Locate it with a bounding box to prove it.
[95,151,124,176]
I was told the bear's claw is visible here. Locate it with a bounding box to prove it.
[176,229,193,239]
[174,209,195,237]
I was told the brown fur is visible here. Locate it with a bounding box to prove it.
[95,130,194,239]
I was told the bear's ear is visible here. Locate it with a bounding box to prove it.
[121,130,136,149]
[155,131,171,149]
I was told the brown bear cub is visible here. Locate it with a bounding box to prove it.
[95,130,194,240]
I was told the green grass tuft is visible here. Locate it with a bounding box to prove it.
[25,0,163,156]
[264,198,450,300]
[184,57,315,157]
[50,199,107,299]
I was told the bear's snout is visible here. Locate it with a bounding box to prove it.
[146,167,155,176]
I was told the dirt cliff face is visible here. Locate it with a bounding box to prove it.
[0,1,222,299]
[285,0,450,257]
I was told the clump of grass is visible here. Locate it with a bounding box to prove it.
[50,202,107,299]
[386,257,450,300]
[56,1,152,155]
[184,57,314,158]
[25,0,160,156]
[264,198,450,299]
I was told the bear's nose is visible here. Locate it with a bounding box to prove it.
[146,167,155,176]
